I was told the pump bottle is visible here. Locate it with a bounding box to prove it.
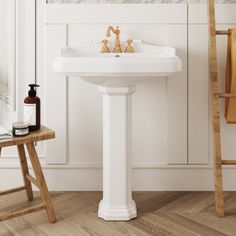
[24,84,41,131]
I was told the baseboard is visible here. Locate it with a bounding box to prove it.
[1,159,236,191]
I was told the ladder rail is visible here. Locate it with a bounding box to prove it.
[208,0,225,217]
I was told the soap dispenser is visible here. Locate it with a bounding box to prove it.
[24,84,41,131]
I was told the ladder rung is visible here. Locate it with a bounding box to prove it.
[216,30,229,35]
[217,93,236,98]
[0,186,26,196]
[0,204,46,222]
[222,160,236,165]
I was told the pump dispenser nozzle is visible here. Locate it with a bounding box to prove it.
[28,84,39,97]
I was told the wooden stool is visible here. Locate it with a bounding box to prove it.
[0,127,56,223]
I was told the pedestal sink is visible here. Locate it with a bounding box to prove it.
[53,41,181,221]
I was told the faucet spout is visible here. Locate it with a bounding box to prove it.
[106,26,122,53]
[106,26,112,37]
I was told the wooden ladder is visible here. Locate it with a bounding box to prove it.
[208,0,236,217]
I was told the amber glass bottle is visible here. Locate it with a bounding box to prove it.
[24,84,41,131]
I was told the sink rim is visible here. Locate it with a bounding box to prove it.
[53,41,182,85]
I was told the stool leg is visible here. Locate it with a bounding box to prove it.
[26,143,56,223]
[17,145,34,201]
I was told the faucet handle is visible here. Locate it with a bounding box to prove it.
[101,39,110,53]
[125,39,134,53]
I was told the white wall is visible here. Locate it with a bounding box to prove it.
[1,3,236,191]
[0,0,46,162]
[44,4,188,166]
[0,0,16,128]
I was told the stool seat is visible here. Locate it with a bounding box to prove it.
[0,126,56,223]
[0,126,55,148]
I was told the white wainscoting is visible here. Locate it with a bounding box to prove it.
[44,4,188,167]
[188,4,236,164]
[0,0,45,160]
[1,3,236,191]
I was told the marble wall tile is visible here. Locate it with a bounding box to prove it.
[46,0,236,3]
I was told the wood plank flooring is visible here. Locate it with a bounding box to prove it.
[1,191,236,236]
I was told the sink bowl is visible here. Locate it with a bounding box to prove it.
[53,41,181,85]
[53,40,182,221]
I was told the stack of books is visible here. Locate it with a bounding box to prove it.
[0,127,12,140]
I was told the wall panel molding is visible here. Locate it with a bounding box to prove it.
[44,24,68,164]
[189,4,236,24]
[44,4,188,167]
[1,163,236,191]
[45,4,187,24]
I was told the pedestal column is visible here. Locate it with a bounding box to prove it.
[98,85,137,221]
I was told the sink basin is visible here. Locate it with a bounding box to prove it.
[53,40,182,221]
[53,41,181,85]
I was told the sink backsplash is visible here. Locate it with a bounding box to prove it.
[47,0,236,3]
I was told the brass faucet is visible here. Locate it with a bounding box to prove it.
[106,26,122,53]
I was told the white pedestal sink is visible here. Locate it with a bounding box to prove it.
[53,41,181,221]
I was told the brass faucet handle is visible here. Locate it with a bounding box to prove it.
[101,39,110,53]
[125,39,134,53]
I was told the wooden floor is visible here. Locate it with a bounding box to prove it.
[1,192,236,236]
